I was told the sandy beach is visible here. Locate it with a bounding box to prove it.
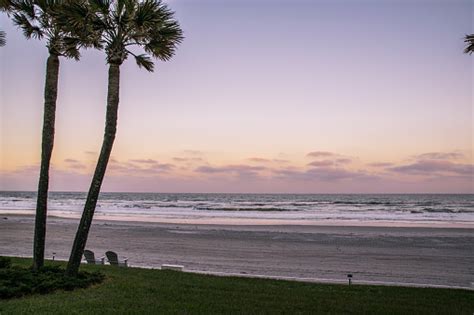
[1,214,473,289]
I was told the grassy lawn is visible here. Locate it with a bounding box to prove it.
[0,257,473,314]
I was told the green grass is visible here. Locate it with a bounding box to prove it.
[0,257,473,314]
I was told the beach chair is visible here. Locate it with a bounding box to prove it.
[106,251,128,267]
[83,250,105,265]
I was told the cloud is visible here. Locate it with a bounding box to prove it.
[129,159,158,164]
[195,152,362,182]
[307,160,334,167]
[63,159,87,170]
[247,157,271,163]
[306,151,336,158]
[306,168,376,181]
[273,159,290,164]
[148,163,174,171]
[388,160,473,177]
[2,163,88,180]
[387,151,472,178]
[194,166,223,174]
[84,151,96,155]
[108,159,174,175]
[335,158,352,164]
[196,164,266,173]
[413,152,464,161]
[3,165,40,176]
[306,151,353,167]
[367,162,394,167]
[246,157,291,164]
[307,158,353,168]
[244,157,294,166]
[275,167,377,182]
[172,157,204,163]
[195,164,266,178]
[2,151,472,193]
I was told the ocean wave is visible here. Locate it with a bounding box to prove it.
[332,201,409,207]
[422,208,472,213]
[194,206,292,212]
[1,192,473,222]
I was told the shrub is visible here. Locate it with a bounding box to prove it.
[0,260,105,299]
[0,257,12,269]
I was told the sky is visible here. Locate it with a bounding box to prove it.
[0,0,473,193]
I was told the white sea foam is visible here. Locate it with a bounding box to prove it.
[0,192,473,227]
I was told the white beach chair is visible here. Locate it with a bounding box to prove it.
[161,264,184,271]
[83,250,105,265]
[106,251,128,267]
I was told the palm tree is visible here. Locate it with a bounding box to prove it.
[6,0,83,270]
[464,34,474,54]
[63,0,183,276]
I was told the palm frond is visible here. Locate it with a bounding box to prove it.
[133,53,154,72]
[144,20,183,61]
[35,0,57,14]
[89,0,110,15]
[13,0,36,19]
[134,0,159,27]
[5,0,94,58]
[61,0,182,67]
[55,0,105,50]
[464,34,474,54]
[63,44,81,60]
[129,0,183,63]
[12,12,43,39]
[60,36,82,59]
[0,0,13,12]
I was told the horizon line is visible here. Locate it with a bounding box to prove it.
[1,190,472,195]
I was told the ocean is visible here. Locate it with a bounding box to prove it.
[0,191,473,226]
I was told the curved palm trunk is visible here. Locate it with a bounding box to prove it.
[33,53,60,271]
[66,64,120,276]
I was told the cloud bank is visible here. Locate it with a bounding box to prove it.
[1,151,472,193]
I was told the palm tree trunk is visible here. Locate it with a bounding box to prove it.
[66,63,120,277]
[33,53,60,271]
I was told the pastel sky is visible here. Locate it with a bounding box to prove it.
[0,0,473,193]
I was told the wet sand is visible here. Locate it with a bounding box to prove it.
[1,214,473,288]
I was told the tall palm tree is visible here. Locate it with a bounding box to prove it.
[6,0,83,270]
[464,34,474,54]
[63,0,183,276]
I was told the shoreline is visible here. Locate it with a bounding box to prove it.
[3,213,474,234]
[1,209,473,229]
